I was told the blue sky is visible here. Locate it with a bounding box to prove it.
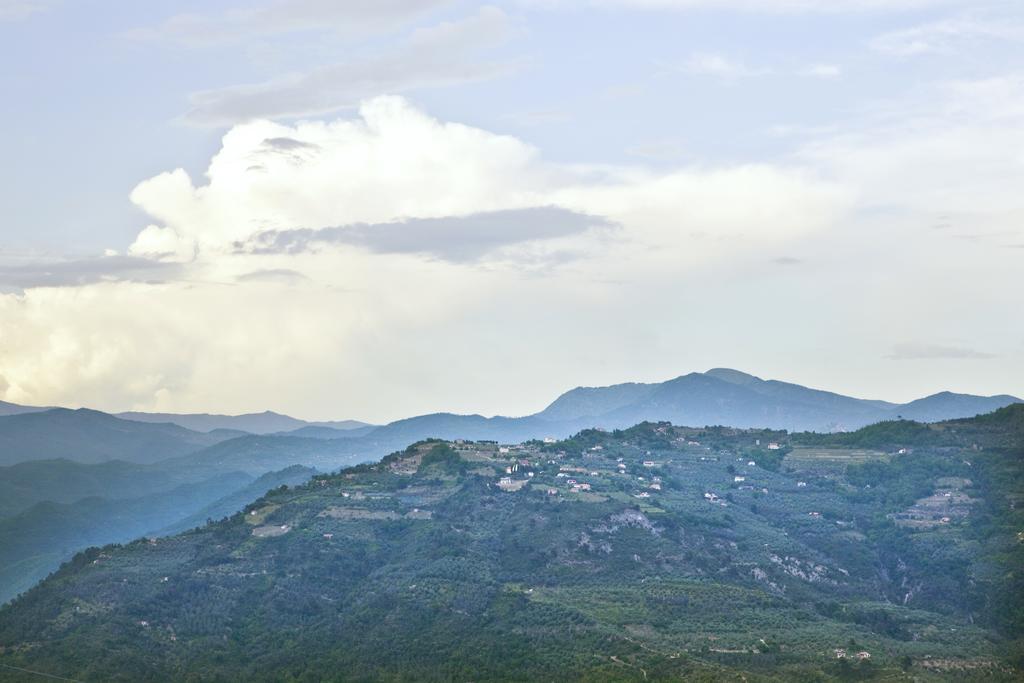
[0,0,1021,421]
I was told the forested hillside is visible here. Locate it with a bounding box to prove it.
[0,407,1020,681]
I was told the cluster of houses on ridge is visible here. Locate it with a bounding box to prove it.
[467,431,798,510]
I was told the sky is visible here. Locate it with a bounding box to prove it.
[0,0,1022,422]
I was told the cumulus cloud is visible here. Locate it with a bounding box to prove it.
[133,96,555,247]
[0,95,858,416]
[128,226,197,262]
[8,86,1021,417]
[132,95,849,263]
[182,7,517,125]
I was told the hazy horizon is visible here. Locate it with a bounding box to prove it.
[3,365,1020,425]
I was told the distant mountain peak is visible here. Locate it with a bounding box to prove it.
[703,368,763,385]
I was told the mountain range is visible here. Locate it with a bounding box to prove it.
[0,368,1018,613]
[1,368,1019,473]
[536,368,1020,430]
[1,406,1019,680]
[114,410,373,435]
[4,368,1015,454]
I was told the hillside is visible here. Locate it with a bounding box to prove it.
[157,465,317,536]
[0,459,237,519]
[1,410,1019,681]
[0,458,323,606]
[0,472,253,605]
[0,409,240,466]
[895,391,1024,424]
[163,434,370,476]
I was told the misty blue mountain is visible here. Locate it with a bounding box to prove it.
[0,369,1018,616]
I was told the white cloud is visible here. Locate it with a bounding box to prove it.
[0,96,852,417]
[181,7,517,125]
[128,226,197,262]
[798,74,1024,222]
[137,96,557,247]
[135,95,847,260]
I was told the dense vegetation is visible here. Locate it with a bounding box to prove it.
[0,407,1020,681]
[0,465,319,605]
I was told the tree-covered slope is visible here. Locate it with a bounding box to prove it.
[0,409,240,466]
[0,459,245,520]
[1,409,1020,682]
[157,465,317,536]
[0,472,254,605]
